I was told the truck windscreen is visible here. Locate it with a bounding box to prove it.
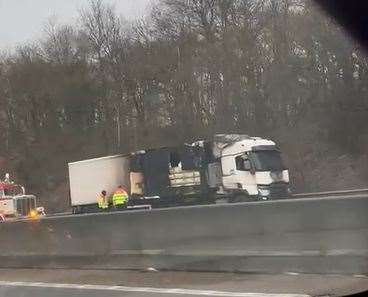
[250,150,285,171]
[4,185,23,196]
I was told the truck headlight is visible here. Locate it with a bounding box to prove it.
[258,188,270,196]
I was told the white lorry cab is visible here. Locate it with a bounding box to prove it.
[210,134,290,202]
[0,174,39,218]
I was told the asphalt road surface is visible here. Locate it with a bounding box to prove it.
[0,269,367,297]
[0,281,310,297]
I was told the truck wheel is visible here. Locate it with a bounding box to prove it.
[229,194,252,203]
[206,192,217,204]
[72,206,82,214]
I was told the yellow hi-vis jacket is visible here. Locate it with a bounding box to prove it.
[112,188,128,206]
[97,194,108,209]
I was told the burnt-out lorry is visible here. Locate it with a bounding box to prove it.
[68,134,290,213]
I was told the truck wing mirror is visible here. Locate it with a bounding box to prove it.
[246,161,256,175]
[244,160,251,171]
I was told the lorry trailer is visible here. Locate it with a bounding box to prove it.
[68,134,290,213]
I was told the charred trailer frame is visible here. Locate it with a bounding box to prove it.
[129,145,216,207]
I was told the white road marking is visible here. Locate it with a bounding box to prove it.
[353,274,368,278]
[284,272,300,276]
[0,280,310,297]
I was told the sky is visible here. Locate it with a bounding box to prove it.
[0,0,152,49]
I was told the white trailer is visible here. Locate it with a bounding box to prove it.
[68,155,130,213]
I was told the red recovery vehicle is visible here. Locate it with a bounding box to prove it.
[0,174,43,220]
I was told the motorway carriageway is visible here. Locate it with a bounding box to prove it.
[0,269,367,297]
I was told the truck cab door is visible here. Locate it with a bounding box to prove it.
[221,154,258,196]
